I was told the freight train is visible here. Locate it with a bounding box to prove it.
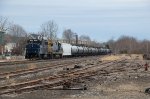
[25,39,111,59]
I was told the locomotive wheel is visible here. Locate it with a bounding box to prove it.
[48,54,52,59]
[39,54,44,59]
[59,54,63,58]
[53,54,56,58]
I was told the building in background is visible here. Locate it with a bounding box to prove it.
[4,43,16,54]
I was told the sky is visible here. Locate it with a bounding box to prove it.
[1,0,150,42]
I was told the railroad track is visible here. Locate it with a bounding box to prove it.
[0,60,42,66]
[0,55,102,66]
[0,55,104,87]
[0,59,86,80]
[0,59,126,95]
[0,55,102,78]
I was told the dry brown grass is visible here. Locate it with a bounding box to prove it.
[100,55,123,61]
[28,63,37,69]
[100,54,143,61]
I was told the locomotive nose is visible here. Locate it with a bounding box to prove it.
[25,43,40,59]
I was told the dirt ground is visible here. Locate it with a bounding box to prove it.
[1,54,150,99]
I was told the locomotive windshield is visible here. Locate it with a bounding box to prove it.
[27,39,41,44]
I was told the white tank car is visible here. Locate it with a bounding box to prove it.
[98,48,101,54]
[100,48,105,54]
[71,45,78,55]
[95,48,98,54]
[83,47,88,54]
[91,48,95,54]
[71,46,88,55]
[89,47,92,54]
[78,46,84,54]
[69,45,84,55]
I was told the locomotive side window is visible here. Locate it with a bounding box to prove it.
[27,39,41,44]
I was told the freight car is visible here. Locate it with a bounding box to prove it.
[25,39,111,59]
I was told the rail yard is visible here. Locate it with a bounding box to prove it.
[0,54,149,99]
[1,0,150,99]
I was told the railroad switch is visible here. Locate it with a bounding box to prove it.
[63,82,71,89]
[62,84,87,90]
[62,80,87,90]
[74,65,82,69]
[63,67,71,71]
[83,84,87,90]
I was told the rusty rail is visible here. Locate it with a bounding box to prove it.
[0,59,126,95]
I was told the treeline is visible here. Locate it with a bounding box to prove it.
[0,16,101,55]
[2,16,148,55]
[0,16,28,55]
[107,36,150,54]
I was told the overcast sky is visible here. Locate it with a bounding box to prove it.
[1,0,150,42]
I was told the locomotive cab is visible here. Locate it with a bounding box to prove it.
[25,39,41,59]
[48,41,63,58]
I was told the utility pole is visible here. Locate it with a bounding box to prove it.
[72,33,78,45]
[147,41,149,53]
[0,31,5,55]
[75,34,78,45]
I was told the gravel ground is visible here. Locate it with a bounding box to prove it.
[2,73,150,99]
[1,54,150,99]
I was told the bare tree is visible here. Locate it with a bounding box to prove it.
[106,35,149,54]
[140,40,150,54]
[0,16,9,31]
[116,36,139,54]
[8,24,28,55]
[9,24,27,37]
[0,16,10,55]
[90,40,102,47]
[62,29,75,43]
[79,35,91,41]
[40,20,58,40]
[107,39,115,48]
